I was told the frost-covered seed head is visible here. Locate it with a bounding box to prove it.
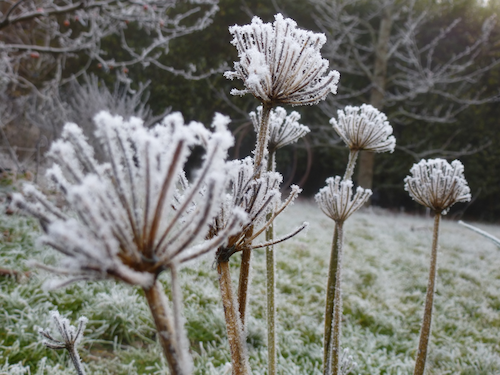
[14,111,242,289]
[315,176,372,222]
[39,311,88,350]
[225,14,340,106]
[330,104,396,153]
[250,106,310,152]
[404,158,471,214]
[212,157,306,262]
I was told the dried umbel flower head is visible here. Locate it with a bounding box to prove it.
[404,158,471,214]
[315,176,372,222]
[224,14,340,106]
[211,157,307,262]
[14,111,244,289]
[250,106,310,153]
[331,104,396,153]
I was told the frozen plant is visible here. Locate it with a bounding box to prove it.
[209,157,306,375]
[225,13,339,172]
[250,106,310,374]
[13,111,244,375]
[225,13,340,107]
[317,104,395,375]
[458,220,500,247]
[39,311,88,375]
[315,177,371,375]
[250,106,311,162]
[330,104,396,180]
[404,158,471,375]
[223,15,337,375]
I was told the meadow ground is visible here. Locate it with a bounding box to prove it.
[1,199,500,374]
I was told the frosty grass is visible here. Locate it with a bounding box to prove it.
[1,199,499,374]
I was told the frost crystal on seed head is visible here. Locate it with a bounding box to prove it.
[315,176,372,222]
[250,106,310,152]
[14,111,244,288]
[330,104,396,153]
[224,13,340,106]
[404,158,471,214]
[211,157,307,262]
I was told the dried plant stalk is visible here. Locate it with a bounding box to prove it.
[323,223,340,374]
[143,281,186,375]
[218,261,249,375]
[413,213,441,375]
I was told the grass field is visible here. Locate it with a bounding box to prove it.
[1,199,500,374]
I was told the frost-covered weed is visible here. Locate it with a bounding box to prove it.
[2,201,500,373]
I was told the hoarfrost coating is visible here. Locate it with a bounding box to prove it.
[315,176,372,222]
[224,14,340,106]
[13,111,246,289]
[250,106,310,153]
[404,158,471,214]
[330,104,396,153]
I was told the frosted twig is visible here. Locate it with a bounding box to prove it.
[458,221,500,248]
[39,311,88,375]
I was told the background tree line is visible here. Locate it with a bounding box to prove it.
[2,0,500,221]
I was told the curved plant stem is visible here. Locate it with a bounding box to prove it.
[323,224,340,374]
[143,281,187,375]
[343,150,359,181]
[266,151,277,375]
[413,212,441,375]
[218,261,249,375]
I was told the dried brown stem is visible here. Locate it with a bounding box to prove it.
[413,212,441,375]
[218,261,249,375]
[143,281,186,375]
[323,224,340,374]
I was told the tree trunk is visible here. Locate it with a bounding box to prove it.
[357,4,393,193]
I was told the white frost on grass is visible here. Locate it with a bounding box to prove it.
[2,201,500,373]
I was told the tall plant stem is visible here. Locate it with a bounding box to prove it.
[68,348,86,375]
[238,103,273,328]
[143,281,187,375]
[253,103,273,176]
[323,224,339,373]
[324,222,344,375]
[414,212,441,375]
[238,231,252,327]
[344,150,359,181]
[218,261,249,375]
[266,151,277,375]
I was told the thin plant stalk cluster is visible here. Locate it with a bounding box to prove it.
[316,104,395,375]
[12,12,473,375]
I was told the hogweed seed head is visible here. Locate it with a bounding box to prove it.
[250,106,310,153]
[212,157,306,262]
[404,158,471,214]
[13,111,245,289]
[224,13,340,106]
[315,176,372,222]
[331,104,395,153]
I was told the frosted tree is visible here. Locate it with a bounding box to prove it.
[316,104,394,375]
[310,0,499,191]
[224,13,338,374]
[13,111,244,375]
[404,158,471,375]
[0,0,219,169]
